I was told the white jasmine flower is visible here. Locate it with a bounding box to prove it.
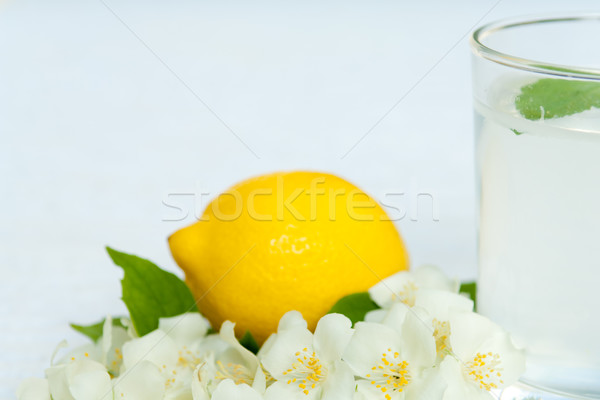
[369,265,459,309]
[117,313,213,399]
[370,283,475,363]
[50,316,132,377]
[411,290,474,361]
[45,358,113,400]
[17,316,132,400]
[260,312,355,400]
[102,316,134,375]
[256,311,308,363]
[192,320,265,399]
[43,317,125,400]
[428,312,525,400]
[343,309,437,400]
[369,294,525,400]
[16,294,526,400]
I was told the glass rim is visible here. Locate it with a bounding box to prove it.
[471,13,600,80]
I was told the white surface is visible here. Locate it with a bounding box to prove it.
[1,0,598,397]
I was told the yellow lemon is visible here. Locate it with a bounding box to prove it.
[169,171,408,343]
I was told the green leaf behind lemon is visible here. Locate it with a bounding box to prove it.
[106,247,198,336]
[327,292,380,326]
[70,318,125,342]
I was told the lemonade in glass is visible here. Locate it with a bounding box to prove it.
[471,15,600,399]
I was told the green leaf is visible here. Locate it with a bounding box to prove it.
[515,78,600,120]
[327,292,380,326]
[510,128,524,136]
[239,331,259,354]
[459,281,477,311]
[70,318,125,343]
[206,327,218,335]
[106,247,198,336]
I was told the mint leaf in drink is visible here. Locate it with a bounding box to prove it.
[515,78,600,120]
[70,318,125,342]
[327,292,379,326]
[106,247,198,336]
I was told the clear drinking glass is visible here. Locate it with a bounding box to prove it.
[471,15,600,399]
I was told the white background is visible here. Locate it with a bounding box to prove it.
[0,0,597,397]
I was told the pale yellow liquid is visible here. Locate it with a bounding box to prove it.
[475,83,600,398]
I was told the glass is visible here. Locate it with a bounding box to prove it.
[471,15,600,399]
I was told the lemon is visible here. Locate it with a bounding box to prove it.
[168,171,408,343]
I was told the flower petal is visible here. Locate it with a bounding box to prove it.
[212,379,264,400]
[219,321,259,372]
[50,340,68,366]
[112,360,165,400]
[251,364,267,394]
[105,326,131,374]
[413,265,459,292]
[356,380,403,400]
[397,307,436,370]
[46,365,73,400]
[194,334,230,357]
[260,327,313,380]
[414,290,473,320]
[438,357,470,400]
[159,313,210,346]
[122,330,178,371]
[364,309,387,323]
[369,271,414,308]
[379,302,410,333]
[264,380,321,400]
[342,322,403,377]
[191,357,213,400]
[405,367,447,400]
[353,388,368,400]
[313,314,353,362]
[257,333,276,358]
[447,312,502,360]
[16,377,50,400]
[164,386,194,400]
[321,360,355,400]
[473,331,526,388]
[57,343,101,365]
[66,359,112,400]
[277,311,307,331]
[101,316,113,366]
[438,357,494,400]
